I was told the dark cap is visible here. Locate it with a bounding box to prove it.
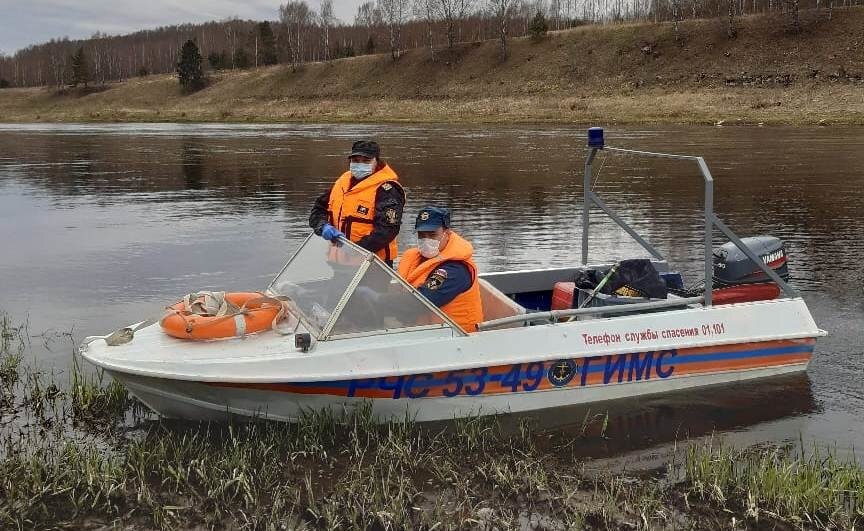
[348,140,380,159]
[414,206,451,232]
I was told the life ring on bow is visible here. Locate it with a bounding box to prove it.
[160,292,284,340]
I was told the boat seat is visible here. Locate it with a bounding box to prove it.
[478,278,526,324]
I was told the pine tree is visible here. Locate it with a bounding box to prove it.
[529,10,548,42]
[233,48,250,69]
[208,51,228,70]
[365,35,376,54]
[257,22,278,66]
[333,42,355,59]
[70,47,90,87]
[176,39,205,93]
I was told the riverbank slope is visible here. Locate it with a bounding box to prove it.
[1,7,862,125]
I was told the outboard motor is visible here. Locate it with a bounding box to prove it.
[712,235,788,287]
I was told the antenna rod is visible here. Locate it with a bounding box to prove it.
[583,127,605,265]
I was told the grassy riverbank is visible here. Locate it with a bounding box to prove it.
[1,314,862,529]
[1,8,863,126]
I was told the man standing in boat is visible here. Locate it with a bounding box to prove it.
[309,140,405,267]
[397,207,484,332]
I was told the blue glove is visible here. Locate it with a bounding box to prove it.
[320,223,345,241]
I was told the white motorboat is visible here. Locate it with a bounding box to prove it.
[79,128,826,423]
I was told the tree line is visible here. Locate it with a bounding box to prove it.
[0,0,854,89]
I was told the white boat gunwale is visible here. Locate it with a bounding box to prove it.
[81,296,823,383]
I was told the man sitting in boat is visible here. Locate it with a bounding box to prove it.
[397,207,484,332]
[308,140,406,267]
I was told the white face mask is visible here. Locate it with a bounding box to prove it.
[418,237,440,258]
[349,161,375,180]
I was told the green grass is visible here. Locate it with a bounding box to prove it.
[1,311,863,529]
[0,375,661,530]
[0,314,24,381]
[685,439,864,528]
[0,313,25,412]
[69,352,132,423]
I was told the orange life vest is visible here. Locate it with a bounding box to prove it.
[327,164,402,262]
[397,231,484,333]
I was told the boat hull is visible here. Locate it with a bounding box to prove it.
[111,337,815,423]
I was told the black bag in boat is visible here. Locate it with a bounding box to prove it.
[574,259,668,299]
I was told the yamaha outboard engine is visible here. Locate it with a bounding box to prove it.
[713,235,788,287]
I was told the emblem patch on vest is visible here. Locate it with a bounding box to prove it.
[425,269,448,290]
[357,205,369,215]
[384,208,398,224]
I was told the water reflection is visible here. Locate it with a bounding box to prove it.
[4,124,862,294]
[534,373,818,462]
[0,122,861,459]
[181,142,205,190]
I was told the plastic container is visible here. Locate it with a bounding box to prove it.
[551,282,576,311]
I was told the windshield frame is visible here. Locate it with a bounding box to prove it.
[265,234,339,336]
[267,234,465,340]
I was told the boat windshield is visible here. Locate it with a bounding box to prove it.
[329,260,447,337]
[268,235,367,334]
[269,235,452,338]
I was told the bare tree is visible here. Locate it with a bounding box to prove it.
[550,0,562,28]
[414,0,439,58]
[279,1,314,70]
[438,0,473,48]
[378,0,411,60]
[727,0,737,37]
[787,0,800,31]
[224,20,239,69]
[488,0,517,61]
[356,2,382,28]
[319,0,334,61]
[671,0,683,42]
[49,52,64,88]
[356,1,383,53]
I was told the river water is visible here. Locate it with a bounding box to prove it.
[0,123,861,464]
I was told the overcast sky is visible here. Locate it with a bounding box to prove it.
[0,0,365,55]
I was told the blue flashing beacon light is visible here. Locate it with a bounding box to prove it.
[587,127,605,149]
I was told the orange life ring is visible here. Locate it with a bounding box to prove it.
[160,292,283,340]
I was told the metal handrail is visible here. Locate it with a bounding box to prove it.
[582,132,799,306]
[477,296,705,331]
